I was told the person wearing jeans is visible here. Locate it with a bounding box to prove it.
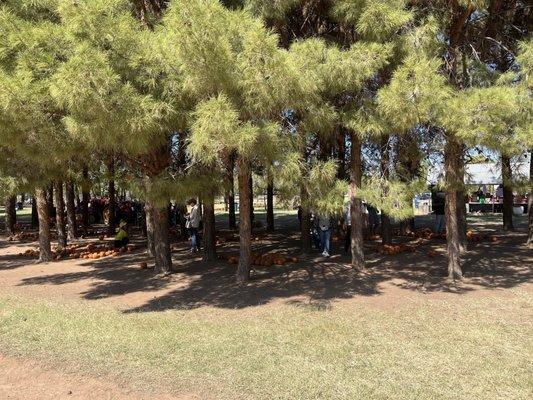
[186,199,201,252]
[315,214,332,257]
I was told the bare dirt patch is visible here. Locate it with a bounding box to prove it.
[0,354,196,400]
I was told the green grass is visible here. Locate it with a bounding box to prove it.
[0,207,32,220]
[0,290,531,399]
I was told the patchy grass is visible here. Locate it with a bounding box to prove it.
[0,290,531,400]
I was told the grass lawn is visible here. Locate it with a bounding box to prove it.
[0,206,32,220]
[0,288,531,400]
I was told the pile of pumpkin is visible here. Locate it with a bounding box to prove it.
[376,243,416,255]
[215,234,239,245]
[19,243,137,261]
[74,243,137,260]
[224,252,299,267]
[467,230,499,243]
[407,228,446,240]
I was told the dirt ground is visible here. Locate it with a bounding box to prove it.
[0,213,531,398]
[0,354,197,400]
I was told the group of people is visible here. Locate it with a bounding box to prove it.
[306,201,381,258]
[112,198,202,253]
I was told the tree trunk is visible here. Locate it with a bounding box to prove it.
[4,196,16,236]
[350,132,365,270]
[107,158,116,236]
[35,187,52,262]
[249,174,254,228]
[502,154,514,231]
[203,196,217,262]
[527,149,533,249]
[299,139,312,254]
[237,155,252,283]
[150,203,172,274]
[82,166,90,234]
[456,144,467,252]
[46,184,54,217]
[31,197,38,228]
[226,154,237,230]
[380,136,392,244]
[54,181,67,250]
[65,179,77,240]
[145,202,156,257]
[266,169,274,232]
[445,137,462,280]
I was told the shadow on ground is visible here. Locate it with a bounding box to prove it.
[4,214,531,312]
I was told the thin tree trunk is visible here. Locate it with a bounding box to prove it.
[82,166,90,234]
[226,154,237,230]
[35,187,52,262]
[31,197,38,228]
[381,136,392,244]
[107,158,116,236]
[46,184,54,217]
[445,137,462,280]
[266,169,274,232]
[54,181,67,250]
[502,154,514,231]
[456,144,467,252]
[300,137,312,254]
[237,155,252,283]
[65,178,77,240]
[151,203,172,274]
[145,202,156,257]
[249,174,254,227]
[203,196,217,262]
[527,151,533,248]
[350,132,365,271]
[4,195,16,236]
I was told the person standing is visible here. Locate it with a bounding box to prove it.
[343,201,352,253]
[315,213,333,257]
[433,191,446,233]
[186,199,201,252]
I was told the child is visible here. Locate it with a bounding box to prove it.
[114,220,129,248]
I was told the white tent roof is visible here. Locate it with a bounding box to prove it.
[427,153,531,185]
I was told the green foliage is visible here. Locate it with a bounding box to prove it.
[378,55,450,131]
[332,0,412,42]
[359,175,427,221]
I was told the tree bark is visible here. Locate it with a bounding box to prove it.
[527,149,533,249]
[145,202,156,258]
[31,196,38,228]
[53,181,67,250]
[82,166,90,234]
[350,132,365,271]
[445,137,462,280]
[35,187,52,262]
[203,196,217,262]
[456,143,467,252]
[65,178,77,240]
[46,184,54,217]
[237,155,252,283]
[380,136,392,244]
[266,169,274,232]
[226,154,237,230]
[502,154,514,231]
[4,195,16,236]
[150,203,172,274]
[107,158,117,236]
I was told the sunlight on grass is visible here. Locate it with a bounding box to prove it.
[0,291,531,399]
